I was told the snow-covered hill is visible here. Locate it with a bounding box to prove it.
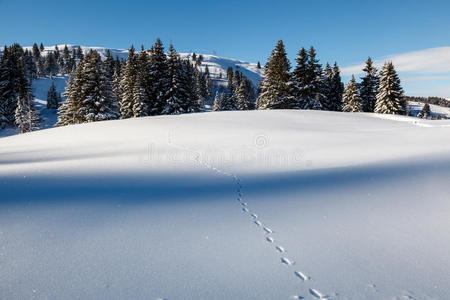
[1,110,450,299]
[23,44,264,86]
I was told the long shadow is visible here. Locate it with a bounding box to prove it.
[2,155,449,206]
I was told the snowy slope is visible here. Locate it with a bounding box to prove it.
[408,101,450,118]
[24,44,264,86]
[1,110,450,300]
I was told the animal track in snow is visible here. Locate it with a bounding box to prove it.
[276,246,286,253]
[254,220,262,226]
[263,227,273,234]
[294,271,308,281]
[167,132,330,299]
[281,257,295,266]
[309,288,328,299]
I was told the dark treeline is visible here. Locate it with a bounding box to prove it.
[0,40,258,132]
[403,96,449,108]
[1,39,444,133]
[0,43,83,131]
[256,40,406,116]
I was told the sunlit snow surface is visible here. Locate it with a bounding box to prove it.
[1,110,450,299]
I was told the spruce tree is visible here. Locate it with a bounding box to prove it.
[291,47,309,108]
[321,63,333,110]
[57,74,79,126]
[220,92,234,111]
[77,50,119,122]
[119,45,137,118]
[45,52,58,77]
[236,80,249,110]
[256,40,294,109]
[374,62,405,115]
[163,44,186,114]
[32,43,40,60]
[14,57,38,132]
[46,81,61,109]
[148,39,169,115]
[360,57,379,112]
[15,94,39,133]
[304,46,324,109]
[342,75,361,112]
[329,62,344,111]
[0,45,25,126]
[181,60,201,112]
[213,91,221,111]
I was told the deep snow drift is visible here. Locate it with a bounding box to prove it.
[1,110,450,299]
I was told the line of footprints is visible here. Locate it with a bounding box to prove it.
[194,156,328,300]
[165,133,330,300]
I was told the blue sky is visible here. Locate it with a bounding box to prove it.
[1,0,450,96]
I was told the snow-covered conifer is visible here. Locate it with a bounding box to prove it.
[15,94,38,133]
[213,91,221,111]
[46,81,61,109]
[256,40,294,109]
[78,50,119,122]
[360,57,379,112]
[236,80,249,110]
[119,45,137,118]
[148,39,170,115]
[163,44,186,115]
[374,62,405,115]
[342,75,361,112]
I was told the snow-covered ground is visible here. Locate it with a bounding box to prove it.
[1,110,450,299]
[408,101,450,118]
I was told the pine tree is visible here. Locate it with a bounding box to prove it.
[79,50,119,122]
[14,57,38,132]
[213,91,221,111]
[76,46,84,60]
[0,45,24,126]
[148,39,170,115]
[46,81,61,109]
[63,45,71,70]
[360,57,379,112]
[57,74,80,126]
[257,61,261,69]
[39,43,44,52]
[45,52,58,77]
[342,75,361,112]
[329,62,344,111]
[181,60,201,112]
[119,45,137,118]
[104,49,115,80]
[15,94,39,133]
[304,46,324,110]
[163,44,186,114]
[32,43,40,60]
[291,47,309,108]
[221,92,234,111]
[196,71,208,109]
[236,80,249,110]
[321,63,333,110]
[256,40,294,109]
[374,62,405,115]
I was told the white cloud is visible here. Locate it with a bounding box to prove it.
[341,46,450,76]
